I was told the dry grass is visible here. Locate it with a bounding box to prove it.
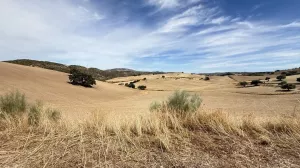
[1,91,300,167]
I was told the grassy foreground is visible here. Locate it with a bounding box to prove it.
[0,91,300,167]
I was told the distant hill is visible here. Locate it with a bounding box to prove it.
[4,59,165,81]
[106,68,136,72]
[200,67,300,77]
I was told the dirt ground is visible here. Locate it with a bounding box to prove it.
[1,62,299,121]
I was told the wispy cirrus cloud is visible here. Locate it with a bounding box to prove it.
[0,0,299,72]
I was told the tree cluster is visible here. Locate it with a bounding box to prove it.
[68,69,96,87]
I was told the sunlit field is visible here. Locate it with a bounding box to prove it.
[1,62,300,167]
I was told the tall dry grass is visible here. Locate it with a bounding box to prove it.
[1,91,300,167]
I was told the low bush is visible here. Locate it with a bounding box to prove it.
[127,82,135,89]
[204,76,210,81]
[251,80,262,86]
[138,85,147,90]
[276,75,286,81]
[132,80,140,83]
[143,78,147,80]
[239,81,248,87]
[297,78,300,82]
[265,77,270,81]
[281,84,296,91]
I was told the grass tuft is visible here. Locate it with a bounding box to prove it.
[46,108,61,122]
[0,90,26,117]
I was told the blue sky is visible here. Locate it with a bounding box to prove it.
[0,0,299,72]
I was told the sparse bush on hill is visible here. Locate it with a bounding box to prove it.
[6,59,165,81]
[127,82,135,89]
[204,76,210,81]
[251,80,263,86]
[297,78,300,82]
[239,81,248,87]
[162,75,165,79]
[143,78,147,80]
[138,85,147,90]
[68,68,96,87]
[281,83,296,91]
[265,77,270,81]
[276,75,286,81]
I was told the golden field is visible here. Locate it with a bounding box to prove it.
[1,62,300,167]
[1,62,299,120]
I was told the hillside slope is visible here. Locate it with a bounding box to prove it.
[0,62,142,120]
[5,59,164,81]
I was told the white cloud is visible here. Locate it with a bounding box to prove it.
[147,0,202,9]
[0,0,299,72]
[148,0,180,9]
[210,16,230,24]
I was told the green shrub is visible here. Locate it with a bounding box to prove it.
[204,76,210,81]
[138,85,147,90]
[69,68,96,87]
[239,81,248,87]
[281,84,296,91]
[0,91,26,117]
[251,80,262,86]
[46,108,61,122]
[127,82,135,89]
[166,90,202,115]
[276,75,286,81]
[28,102,42,126]
[297,78,300,82]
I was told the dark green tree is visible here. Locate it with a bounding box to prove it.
[127,82,135,89]
[251,80,262,86]
[276,75,286,81]
[281,84,296,91]
[68,68,96,87]
[138,85,147,90]
[239,81,248,87]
